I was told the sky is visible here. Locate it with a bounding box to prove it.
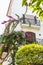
[0,0,43,39]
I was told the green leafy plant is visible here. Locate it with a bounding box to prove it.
[0,19,20,65]
[15,44,43,65]
[22,0,27,6]
[0,63,2,65]
[0,47,2,57]
[0,31,26,65]
[22,0,43,20]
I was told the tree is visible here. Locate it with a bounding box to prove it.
[22,0,43,20]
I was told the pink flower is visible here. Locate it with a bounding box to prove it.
[1,21,7,24]
[8,16,14,18]
[0,57,4,60]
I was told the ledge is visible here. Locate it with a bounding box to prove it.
[21,24,40,31]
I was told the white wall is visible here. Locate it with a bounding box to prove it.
[0,0,10,35]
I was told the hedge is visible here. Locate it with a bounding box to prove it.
[15,44,43,65]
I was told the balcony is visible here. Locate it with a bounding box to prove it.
[20,14,40,32]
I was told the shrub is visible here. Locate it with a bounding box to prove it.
[0,47,2,57]
[15,44,43,65]
[0,63,2,65]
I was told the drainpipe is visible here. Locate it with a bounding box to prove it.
[23,14,25,24]
[34,16,37,24]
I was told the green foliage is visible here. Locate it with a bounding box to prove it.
[15,44,43,65]
[22,0,43,20]
[4,19,19,35]
[0,47,2,57]
[0,31,26,65]
[0,31,25,45]
[0,63,2,65]
[22,0,27,6]
[30,0,43,20]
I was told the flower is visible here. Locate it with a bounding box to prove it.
[1,21,7,24]
[8,16,14,19]
[0,57,4,60]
